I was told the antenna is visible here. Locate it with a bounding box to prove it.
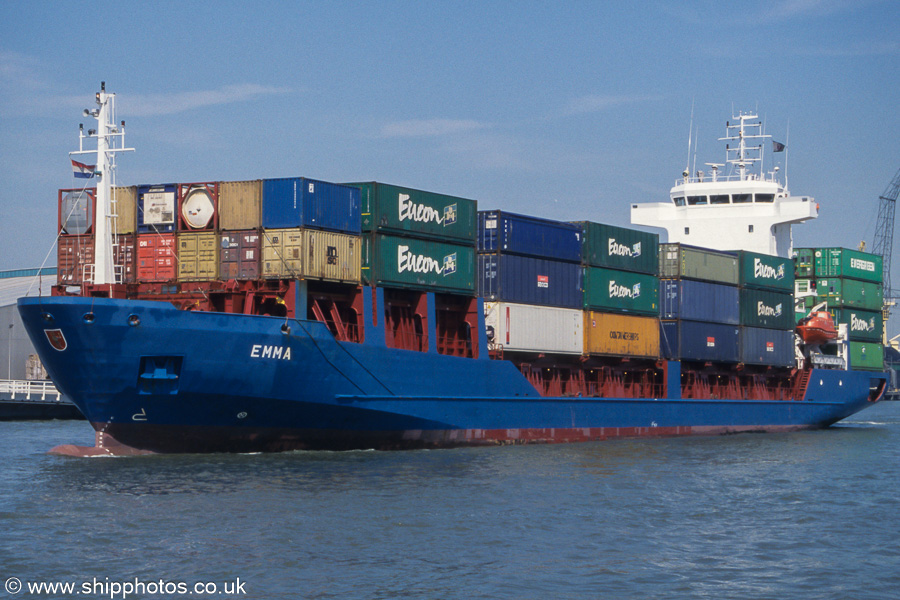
[685,99,695,176]
[784,120,790,192]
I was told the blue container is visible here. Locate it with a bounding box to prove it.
[660,279,739,324]
[262,178,361,233]
[740,327,795,367]
[478,253,583,309]
[660,320,740,363]
[137,184,178,233]
[478,211,582,263]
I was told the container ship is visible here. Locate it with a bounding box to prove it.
[18,85,888,455]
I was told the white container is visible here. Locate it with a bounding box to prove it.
[484,301,583,355]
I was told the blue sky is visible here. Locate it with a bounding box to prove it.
[1,1,898,332]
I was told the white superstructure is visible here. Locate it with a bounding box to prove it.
[630,112,817,257]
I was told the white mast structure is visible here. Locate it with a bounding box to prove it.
[70,82,134,287]
[630,112,817,257]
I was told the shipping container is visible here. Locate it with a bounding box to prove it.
[112,186,137,234]
[136,233,177,282]
[137,184,178,233]
[829,307,883,343]
[574,221,659,274]
[219,180,262,230]
[262,229,361,283]
[814,248,883,283]
[114,233,135,283]
[584,311,660,359]
[484,302,583,355]
[659,243,739,284]
[57,234,94,285]
[795,278,814,295]
[478,253,582,308]
[848,341,884,371]
[219,230,261,280]
[349,181,476,242]
[740,289,794,330]
[478,210,581,263]
[177,183,218,232]
[792,248,815,278]
[362,234,473,293]
[263,178,361,233]
[58,188,95,235]
[814,278,883,311]
[740,327,795,367]
[660,279,740,324]
[739,250,793,292]
[583,267,659,316]
[660,320,741,363]
[177,232,219,281]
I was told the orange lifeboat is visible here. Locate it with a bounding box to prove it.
[796,310,838,345]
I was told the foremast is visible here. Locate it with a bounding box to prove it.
[70,82,133,287]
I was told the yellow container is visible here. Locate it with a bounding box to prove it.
[219,180,262,230]
[584,311,660,358]
[112,186,137,234]
[262,229,360,283]
[177,232,218,281]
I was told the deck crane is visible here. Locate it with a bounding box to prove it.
[872,166,900,344]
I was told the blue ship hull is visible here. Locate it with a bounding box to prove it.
[17,295,887,454]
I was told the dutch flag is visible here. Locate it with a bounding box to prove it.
[71,159,96,179]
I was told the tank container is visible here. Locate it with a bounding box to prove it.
[583,267,659,316]
[740,327,795,367]
[219,231,261,280]
[362,234,472,293]
[262,229,361,283]
[739,251,793,292]
[814,248,882,283]
[848,341,884,371]
[572,221,659,274]
[584,311,660,359]
[659,243,739,284]
[478,253,582,309]
[740,289,794,330]
[660,279,739,324]
[58,188,95,235]
[348,181,474,242]
[828,307,883,343]
[484,302,583,355]
[478,211,581,263]
[660,320,740,363]
[177,232,219,281]
[263,178,361,233]
[137,184,178,234]
[815,278,883,311]
[219,180,262,230]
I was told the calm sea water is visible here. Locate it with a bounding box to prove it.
[2,402,899,600]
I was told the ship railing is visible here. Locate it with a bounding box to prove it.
[674,172,777,186]
[0,379,64,402]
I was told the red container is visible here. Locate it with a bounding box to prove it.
[57,235,95,285]
[115,234,136,283]
[137,233,177,282]
[58,188,96,235]
[219,230,261,280]
[178,182,219,231]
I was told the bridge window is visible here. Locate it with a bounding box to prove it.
[687,196,707,205]
[733,193,751,203]
[710,194,730,204]
[673,196,686,206]
[755,193,775,203]
[684,227,690,235]
[749,225,754,232]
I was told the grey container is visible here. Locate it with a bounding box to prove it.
[659,243,739,285]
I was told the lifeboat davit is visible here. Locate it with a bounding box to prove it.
[796,310,838,345]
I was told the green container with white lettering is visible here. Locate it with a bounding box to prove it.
[346,182,477,243]
[362,234,475,293]
[814,248,883,283]
[740,289,795,330]
[849,341,884,371]
[583,267,659,315]
[815,278,883,311]
[828,307,883,343]
[739,251,794,292]
[574,221,659,274]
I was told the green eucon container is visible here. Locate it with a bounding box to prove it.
[848,341,884,371]
[362,234,475,294]
[740,289,795,330]
[347,182,477,243]
[574,221,659,274]
[815,278,883,311]
[583,267,659,316]
[814,248,883,283]
[659,243,739,285]
[739,251,794,292]
[792,248,815,278]
[828,307,883,343]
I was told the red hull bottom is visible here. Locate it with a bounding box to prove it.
[47,422,817,457]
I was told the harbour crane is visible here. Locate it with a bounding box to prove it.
[872,166,900,343]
